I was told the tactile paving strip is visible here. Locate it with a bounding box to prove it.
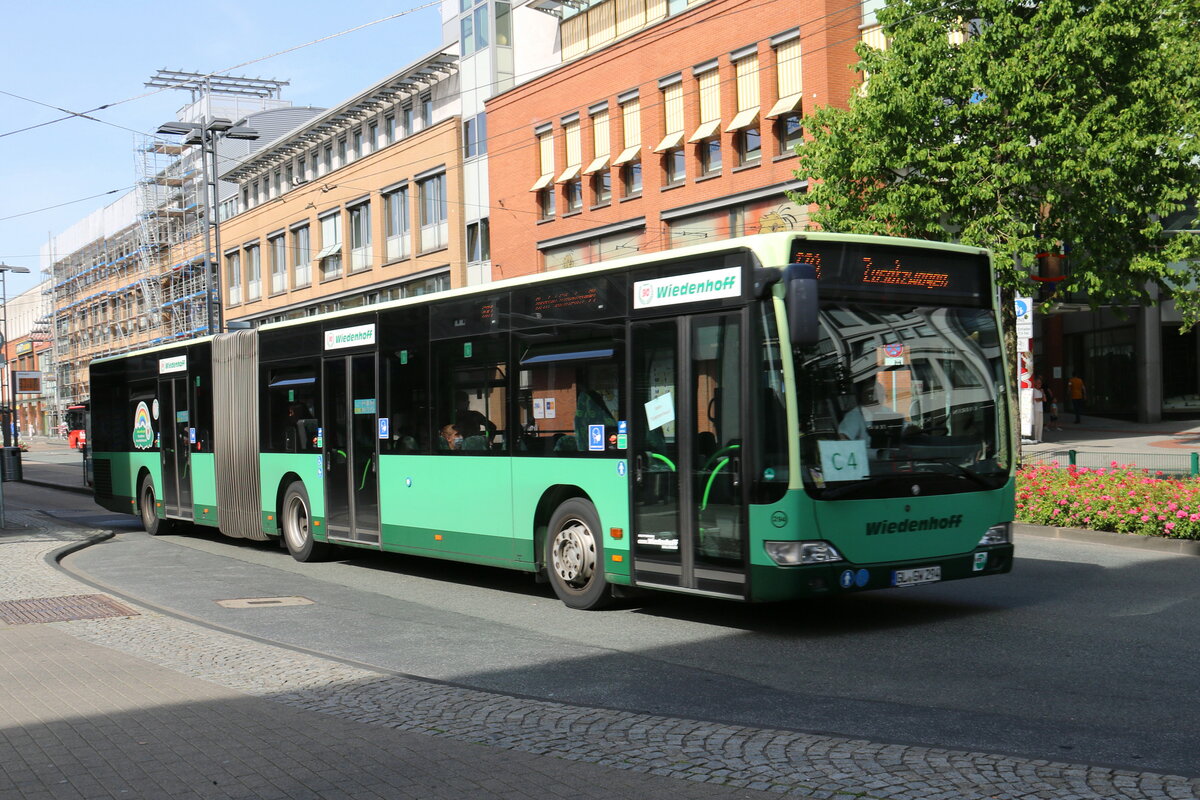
[0,594,139,625]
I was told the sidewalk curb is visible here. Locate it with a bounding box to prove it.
[1016,522,1200,557]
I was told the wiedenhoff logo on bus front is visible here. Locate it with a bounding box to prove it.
[159,355,187,374]
[633,268,741,309]
[324,323,376,351]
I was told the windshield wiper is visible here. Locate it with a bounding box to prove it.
[909,456,994,489]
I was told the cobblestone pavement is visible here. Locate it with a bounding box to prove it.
[3,511,1199,800]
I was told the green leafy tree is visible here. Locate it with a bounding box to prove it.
[794,0,1200,318]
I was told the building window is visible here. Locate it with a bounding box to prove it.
[245,245,262,301]
[384,185,410,262]
[292,225,311,288]
[769,33,804,155]
[385,114,396,144]
[467,218,490,263]
[700,138,722,175]
[558,117,583,213]
[349,203,371,272]
[418,173,448,253]
[322,145,333,175]
[337,137,347,168]
[318,213,343,280]
[531,128,555,219]
[730,52,762,167]
[592,171,611,205]
[225,251,242,305]
[738,127,762,165]
[403,105,414,136]
[538,187,556,220]
[776,114,803,154]
[655,78,685,186]
[621,162,641,197]
[420,94,432,128]
[565,180,583,213]
[664,149,685,186]
[464,113,487,158]
[297,156,307,182]
[352,129,363,160]
[272,171,282,197]
[614,95,641,198]
[368,123,378,153]
[269,235,287,294]
[495,2,511,45]
[585,106,610,203]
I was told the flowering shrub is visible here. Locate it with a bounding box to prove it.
[1017,462,1200,540]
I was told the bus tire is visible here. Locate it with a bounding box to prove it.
[545,498,612,610]
[282,480,328,562]
[139,476,171,536]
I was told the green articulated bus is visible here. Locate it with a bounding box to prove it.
[89,232,1015,609]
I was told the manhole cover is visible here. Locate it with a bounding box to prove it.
[0,594,139,625]
[215,596,314,609]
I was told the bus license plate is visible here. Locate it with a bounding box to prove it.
[893,566,941,587]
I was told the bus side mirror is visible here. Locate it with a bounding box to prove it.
[786,264,819,347]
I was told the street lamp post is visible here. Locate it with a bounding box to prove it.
[156,118,259,336]
[0,264,31,449]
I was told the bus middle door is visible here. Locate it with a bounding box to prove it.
[156,376,192,519]
[630,312,748,599]
[322,353,381,546]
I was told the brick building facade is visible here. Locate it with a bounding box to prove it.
[486,0,862,277]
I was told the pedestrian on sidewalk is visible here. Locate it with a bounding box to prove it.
[1043,381,1061,431]
[1068,373,1087,423]
[1031,376,1045,443]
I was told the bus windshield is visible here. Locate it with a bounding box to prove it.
[794,301,1010,499]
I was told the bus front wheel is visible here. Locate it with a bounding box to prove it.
[282,481,328,562]
[545,498,612,610]
[139,477,170,536]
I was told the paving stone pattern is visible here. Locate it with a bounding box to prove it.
[3,512,1199,800]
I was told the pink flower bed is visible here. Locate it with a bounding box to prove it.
[1017,462,1200,539]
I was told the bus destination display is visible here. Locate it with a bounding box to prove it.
[789,240,989,305]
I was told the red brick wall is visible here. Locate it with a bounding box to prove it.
[486,0,862,278]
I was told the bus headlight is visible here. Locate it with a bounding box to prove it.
[765,540,844,566]
[978,523,1011,546]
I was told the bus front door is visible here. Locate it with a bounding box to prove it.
[631,312,748,599]
[323,354,381,545]
[157,377,192,519]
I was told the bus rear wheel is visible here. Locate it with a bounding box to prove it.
[545,498,612,610]
[139,477,170,536]
[282,480,328,562]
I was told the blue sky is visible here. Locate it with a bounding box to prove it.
[0,1,442,296]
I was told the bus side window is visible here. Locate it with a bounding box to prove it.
[432,338,508,454]
[265,367,319,453]
[515,328,623,456]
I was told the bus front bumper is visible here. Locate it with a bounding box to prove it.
[751,544,1014,602]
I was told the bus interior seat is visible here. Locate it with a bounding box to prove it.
[296,419,318,450]
[461,435,489,451]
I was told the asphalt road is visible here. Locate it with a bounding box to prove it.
[44,484,1200,780]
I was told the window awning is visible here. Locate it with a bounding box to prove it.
[725,107,760,132]
[687,118,722,143]
[556,163,582,183]
[612,144,642,165]
[653,130,685,153]
[582,154,610,174]
[529,172,554,192]
[314,242,341,260]
[766,93,803,119]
